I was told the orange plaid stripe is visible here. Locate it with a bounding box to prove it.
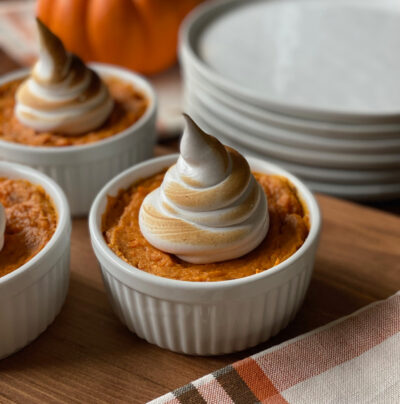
[233,358,286,402]
[150,293,400,404]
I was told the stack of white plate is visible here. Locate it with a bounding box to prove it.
[180,0,400,200]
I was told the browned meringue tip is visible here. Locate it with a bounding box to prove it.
[182,113,210,142]
[182,112,197,127]
[36,18,61,49]
[35,17,69,82]
[181,113,229,168]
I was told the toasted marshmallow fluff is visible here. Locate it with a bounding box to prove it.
[139,115,270,264]
[15,19,113,135]
[0,203,5,252]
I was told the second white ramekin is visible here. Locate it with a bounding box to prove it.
[0,162,71,359]
[89,154,321,355]
[0,64,157,216]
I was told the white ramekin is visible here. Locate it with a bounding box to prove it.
[0,162,71,359]
[0,63,157,217]
[89,155,321,355]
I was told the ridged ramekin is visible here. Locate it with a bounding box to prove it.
[89,154,321,355]
[0,162,71,359]
[0,63,157,217]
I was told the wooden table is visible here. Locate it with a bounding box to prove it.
[1,51,400,403]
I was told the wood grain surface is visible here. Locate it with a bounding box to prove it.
[1,195,399,403]
[0,51,399,404]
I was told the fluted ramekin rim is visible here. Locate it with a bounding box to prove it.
[89,154,321,292]
[0,63,157,155]
[0,161,70,286]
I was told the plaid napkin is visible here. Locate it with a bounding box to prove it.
[150,292,400,404]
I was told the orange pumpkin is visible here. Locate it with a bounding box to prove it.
[36,0,204,75]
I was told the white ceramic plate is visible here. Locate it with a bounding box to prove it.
[185,81,400,153]
[181,0,400,122]
[182,64,400,138]
[199,121,400,200]
[194,127,400,200]
[185,94,400,169]
[305,179,400,200]
[186,107,400,186]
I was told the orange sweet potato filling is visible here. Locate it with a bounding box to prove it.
[102,170,309,282]
[0,76,148,147]
[0,178,57,277]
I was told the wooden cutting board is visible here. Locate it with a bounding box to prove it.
[0,51,400,403]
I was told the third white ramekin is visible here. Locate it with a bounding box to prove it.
[89,154,321,355]
[0,161,71,359]
[0,63,157,216]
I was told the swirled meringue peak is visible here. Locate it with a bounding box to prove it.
[139,114,270,264]
[0,203,6,252]
[15,19,113,135]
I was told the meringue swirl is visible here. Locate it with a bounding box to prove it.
[0,203,5,252]
[139,115,270,264]
[15,19,113,135]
